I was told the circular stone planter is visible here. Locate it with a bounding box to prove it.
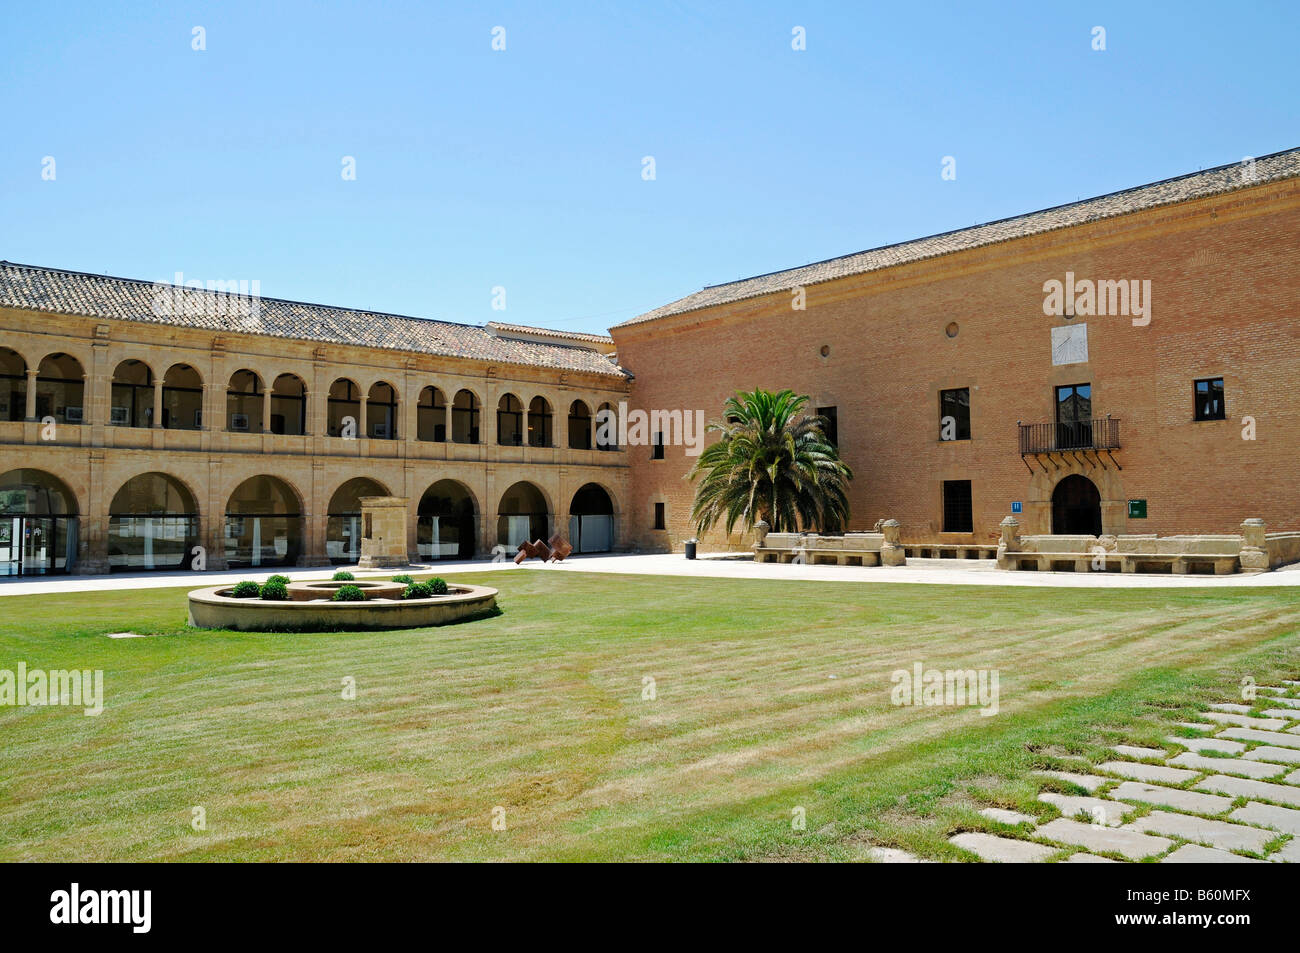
[285,580,408,601]
[187,583,497,632]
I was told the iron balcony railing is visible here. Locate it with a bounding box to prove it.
[1019,416,1120,454]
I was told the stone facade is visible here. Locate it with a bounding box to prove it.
[0,302,630,574]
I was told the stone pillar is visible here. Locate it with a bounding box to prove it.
[261,386,272,434]
[358,496,410,569]
[996,515,1020,570]
[153,378,164,429]
[24,368,37,420]
[880,518,905,567]
[444,399,452,443]
[358,393,369,438]
[1240,518,1268,573]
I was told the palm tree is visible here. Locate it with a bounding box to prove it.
[688,389,852,537]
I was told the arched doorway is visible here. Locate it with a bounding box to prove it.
[0,469,79,575]
[225,476,303,568]
[108,473,200,571]
[326,477,390,565]
[497,482,548,548]
[418,480,477,561]
[569,483,614,553]
[1051,475,1102,536]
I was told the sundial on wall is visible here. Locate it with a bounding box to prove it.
[1050,323,1088,366]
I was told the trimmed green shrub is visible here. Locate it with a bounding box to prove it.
[332,570,355,582]
[230,581,261,599]
[392,574,415,585]
[266,574,291,587]
[428,577,449,595]
[402,582,433,600]
[332,585,366,602]
[260,581,289,601]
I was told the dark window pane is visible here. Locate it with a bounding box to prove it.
[939,389,970,441]
[942,480,973,533]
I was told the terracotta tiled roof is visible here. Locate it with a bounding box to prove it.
[484,321,614,346]
[0,261,628,378]
[617,147,1300,328]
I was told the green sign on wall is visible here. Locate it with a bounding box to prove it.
[1128,499,1148,519]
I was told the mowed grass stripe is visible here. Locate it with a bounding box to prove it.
[0,572,1296,860]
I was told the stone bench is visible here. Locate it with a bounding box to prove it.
[755,547,882,566]
[1006,551,1240,575]
[903,544,997,560]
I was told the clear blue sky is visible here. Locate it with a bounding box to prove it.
[3,1,1296,334]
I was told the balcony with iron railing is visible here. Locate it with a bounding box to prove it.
[1018,416,1120,455]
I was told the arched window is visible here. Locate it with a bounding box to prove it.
[224,476,303,568]
[108,473,199,572]
[418,480,477,561]
[0,468,80,575]
[569,483,615,553]
[595,402,619,451]
[0,349,26,422]
[162,364,203,430]
[417,386,447,442]
[568,400,592,450]
[35,354,85,425]
[270,374,307,435]
[327,379,361,437]
[226,370,264,433]
[367,381,398,439]
[326,477,390,565]
[527,397,553,448]
[112,360,154,428]
[497,394,523,446]
[452,389,480,444]
[496,481,548,548]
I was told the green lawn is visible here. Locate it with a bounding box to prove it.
[1,571,1297,861]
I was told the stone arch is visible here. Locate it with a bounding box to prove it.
[162,363,204,431]
[497,393,524,446]
[107,471,201,572]
[327,377,363,437]
[568,482,616,553]
[527,395,554,448]
[451,387,482,444]
[0,468,81,575]
[35,352,86,425]
[111,358,156,428]
[418,478,479,561]
[223,474,305,568]
[226,368,265,433]
[1025,460,1126,536]
[496,480,550,548]
[325,476,391,565]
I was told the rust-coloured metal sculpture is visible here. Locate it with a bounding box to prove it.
[513,534,574,564]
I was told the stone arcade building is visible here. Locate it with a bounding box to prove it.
[0,267,629,575]
[2,147,1298,576]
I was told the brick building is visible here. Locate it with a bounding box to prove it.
[612,148,1300,553]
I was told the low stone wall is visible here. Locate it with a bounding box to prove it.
[752,520,906,567]
[188,583,498,631]
[995,517,1286,575]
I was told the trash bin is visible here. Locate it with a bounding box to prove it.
[684,539,697,560]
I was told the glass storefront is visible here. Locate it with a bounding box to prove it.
[225,476,303,568]
[0,469,79,575]
[417,481,476,561]
[108,473,200,571]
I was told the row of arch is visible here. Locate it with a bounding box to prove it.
[0,469,616,575]
[0,348,619,448]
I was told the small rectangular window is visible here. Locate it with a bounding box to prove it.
[1194,378,1225,421]
[653,502,666,530]
[939,389,971,441]
[942,480,973,533]
[815,406,838,447]
[651,432,665,460]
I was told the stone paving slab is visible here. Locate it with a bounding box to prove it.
[1167,736,1246,755]
[1244,746,1300,765]
[1034,819,1172,861]
[1109,780,1233,814]
[866,847,929,863]
[1065,853,1119,863]
[1220,727,1300,749]
[1162,844,1264,863]
[1169,752,1287,779]
[1201,712,1288,730]
[1229,801,1300,835]
[1111,745,1167,759]
[1262,695,1300,707]
[1270,840,1300,863]
[1289,724,1300,735]
[1032,770,1109,792]
[1097,760,1198,784]
[980,807,1036,826]
[1175,722,1216,733]
[1208,703,1252,714]
[1039,793,1123,826]
[1196,775,1300,807]
[1288,769,1300,785]
[1123,810,1274,852]
[1261,709,1300,721]
[950,832,1057,863]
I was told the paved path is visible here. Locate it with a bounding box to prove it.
[917,683,1300,863]
[5,552,1299,597]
